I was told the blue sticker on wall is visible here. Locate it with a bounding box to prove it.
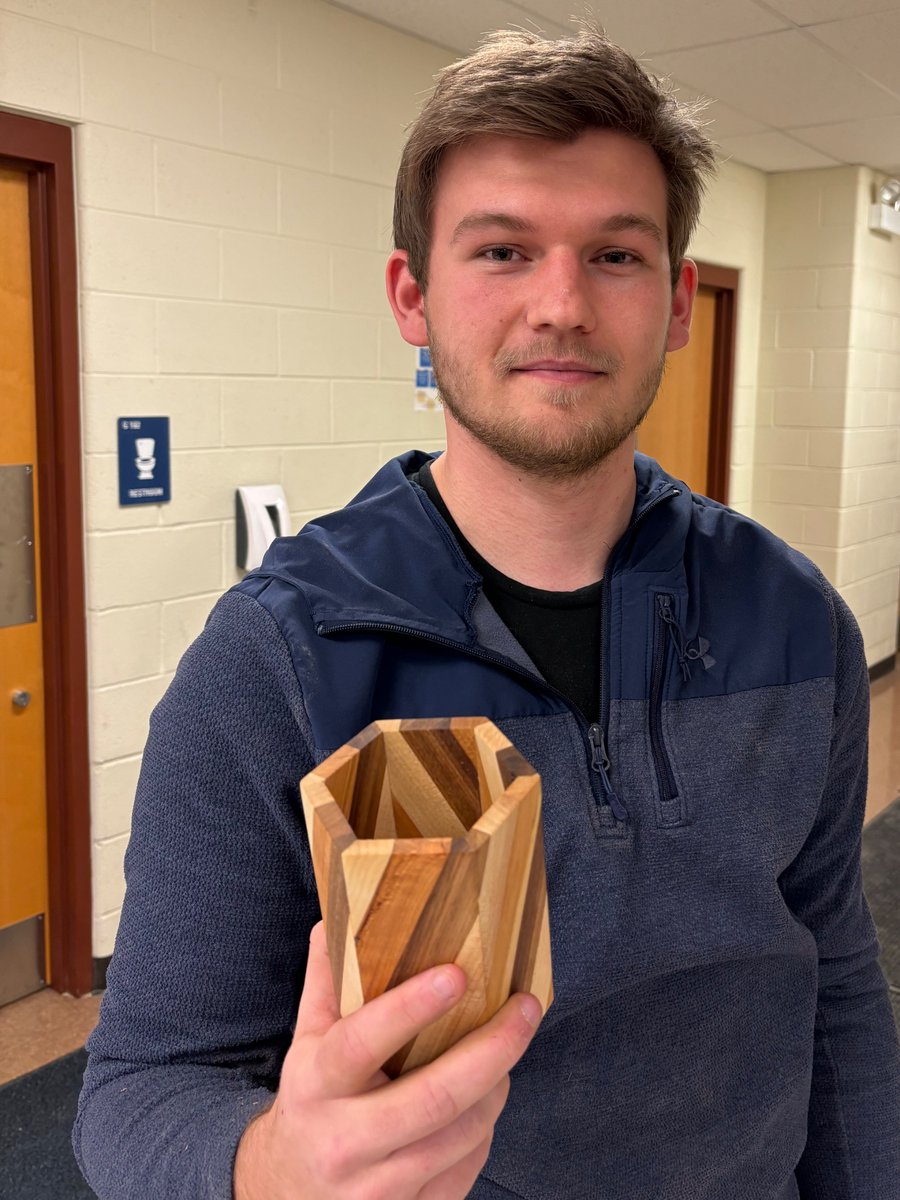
[118,417,171,505]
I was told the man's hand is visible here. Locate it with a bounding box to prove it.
[234,921,542,1200]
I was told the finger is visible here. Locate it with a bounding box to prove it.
[294,921,341,1038]
[356,991,540,1155]
[417,1133,495,1200]
[314,962,467,1097]
[378,1076,509,1190]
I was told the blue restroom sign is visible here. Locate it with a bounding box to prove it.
[118,416,171,505]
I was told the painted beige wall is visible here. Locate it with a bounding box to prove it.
[0,1,894,957]
[756,165,900,668]
[0,0,450,956]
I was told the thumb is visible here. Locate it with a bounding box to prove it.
[294,921,341,1038]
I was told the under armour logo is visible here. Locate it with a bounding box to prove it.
[684,636,716,672]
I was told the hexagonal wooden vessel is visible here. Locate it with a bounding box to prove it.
[300,717,553,1075]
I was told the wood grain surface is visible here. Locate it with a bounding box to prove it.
[300,717,553,1074]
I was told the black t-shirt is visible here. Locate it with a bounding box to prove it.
[413,461,602,723]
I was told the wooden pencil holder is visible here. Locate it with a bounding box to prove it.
[300,717,553,1075]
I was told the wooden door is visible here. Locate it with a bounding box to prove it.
[0,166,49,1005]
[637,264,738,504]
[637,284,717,496]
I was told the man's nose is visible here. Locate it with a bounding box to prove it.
[525,253,596,334]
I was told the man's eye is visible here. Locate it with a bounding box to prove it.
[600,250,638,265]
[482,246,521,263]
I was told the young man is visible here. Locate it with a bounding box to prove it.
[75,26,900,1200]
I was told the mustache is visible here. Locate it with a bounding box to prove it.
[493,341,622,377]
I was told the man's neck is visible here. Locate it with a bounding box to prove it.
[429,432,637,592]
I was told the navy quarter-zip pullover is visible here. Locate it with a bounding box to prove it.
[75,452,900,1199]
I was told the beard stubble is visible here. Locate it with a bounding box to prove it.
[428,331,668,483]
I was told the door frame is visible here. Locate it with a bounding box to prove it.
[0,110,91,996]
[695,262,739,506]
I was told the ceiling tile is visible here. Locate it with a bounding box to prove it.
[328,0,570,54]
[761,0,900,26]
[670,79,768,139]
[788,113,900,173]
[512,0,788,54]
[650,29,900,127]
[805,11,900,96]
[717,130,840,171]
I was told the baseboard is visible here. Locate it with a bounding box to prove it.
[870,654,896,683]
[91,956,110,993]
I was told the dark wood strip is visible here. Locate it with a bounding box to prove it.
[322,750,358,821]
[383,1036,416,1079]
[400,728,481,830]
[392,797,423,838]
[355,844,448,998]
[387,835,486,992]
[511,815,549,995]
[494,744,533,789]
[349,731,386,838]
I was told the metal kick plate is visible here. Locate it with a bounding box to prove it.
[0,913,46,1007]
[0,464,37,628]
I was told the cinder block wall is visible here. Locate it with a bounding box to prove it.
[0,0,808,956]
[756,166,900,668]
[0,0,450,956]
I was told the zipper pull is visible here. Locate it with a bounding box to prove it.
[657,594,690,683]
[587,724,628,821]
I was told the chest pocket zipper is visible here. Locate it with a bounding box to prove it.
[651,594,687,827]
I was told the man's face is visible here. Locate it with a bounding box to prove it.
[388,129,696,482]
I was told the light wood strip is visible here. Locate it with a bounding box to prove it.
[511,809,551,1003]
[374,767,397,838]
[319,745,358,819]
[525,894,554,1014]
[478,776,540,1016]
[395,914,486,1075]
[384,733,468,838]
[342,841,394,936]
[339,919,365,1017]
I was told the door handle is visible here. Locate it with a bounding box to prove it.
[11,690,31,709]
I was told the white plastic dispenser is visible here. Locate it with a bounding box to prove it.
[235,484,291,571]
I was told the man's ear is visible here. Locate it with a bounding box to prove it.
[386,250,428,346]
[666,258,699,353]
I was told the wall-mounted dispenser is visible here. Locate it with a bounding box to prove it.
[235,484,291,571]
[869,177,900,237]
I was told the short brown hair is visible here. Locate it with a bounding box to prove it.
[394,23,716,288]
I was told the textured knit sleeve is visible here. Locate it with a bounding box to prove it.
[73,590,321,1200]
[780,583,900,1198]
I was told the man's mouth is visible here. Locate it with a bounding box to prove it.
[512,360,606,384]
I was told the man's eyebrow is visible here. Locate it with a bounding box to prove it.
[449,210,664,244]
[450,212,534,243]
[603,213,664,244]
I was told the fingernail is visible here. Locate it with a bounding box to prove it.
[431,968,461,1000]
[519,996,542,1029]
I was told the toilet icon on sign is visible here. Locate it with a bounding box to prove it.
[135,437,156,480]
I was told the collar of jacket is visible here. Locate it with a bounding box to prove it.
[254,450,687,644]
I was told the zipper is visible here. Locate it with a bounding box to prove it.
[596,485,680,734]
[587,724,628,820]
[318,483,681,826]
[649,594,680,804]
[316,617,628,819]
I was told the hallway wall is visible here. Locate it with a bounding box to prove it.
[0,0,893,958]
